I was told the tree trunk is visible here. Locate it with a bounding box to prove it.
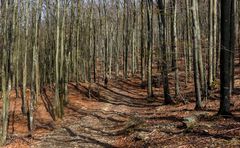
[213,0,218,81]
[140,0,145,86]
[185,0,192,81]
[218,0,233,115]
[171,0,179,97]
[208,0,214,88]
[191,0,203,110]
[1,0,10,145]
[124,0,129,79]
[229,0,237,95]
[131,1,137,76]
[54,0,62,119]
[157,0,173,104]
[147,0,153,98]
[115,0,120,78]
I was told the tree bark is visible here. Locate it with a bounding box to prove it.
[140,0,146,86]
[147,0,153,98]
[218,0,233,115]
[229,0,237,95]
[1,0,10,145]
[191,0,203,110]
[54,0,62,119]
[208,0,214,88]
[157,0,173,104]
[171,0,179,97]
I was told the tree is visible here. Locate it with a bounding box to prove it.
[115,0,120,78]
[212,0,218,82]
[54,0,63,119]
[191,0,203,109]
[208,0,214,88]
[60,0,67,104]
[170,0,179,97]
[140,0,146,86]
[1,0,10,145]
[146,0,153,98]
[218,0,234,115]
[185,0,192,83]
[229,0,238,95]
[123,0,129,78]
[131,0,137,76]
[157,0,173,104]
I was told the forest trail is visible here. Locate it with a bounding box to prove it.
[3,74,240,148]
[34,78,163,148]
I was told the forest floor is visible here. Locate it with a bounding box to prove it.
[1,66,240,147]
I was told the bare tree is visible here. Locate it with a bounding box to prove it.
[218,0,234,115]
[157,0,173,104]
[191,0,203,109]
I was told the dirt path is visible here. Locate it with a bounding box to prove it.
[34,78,160,147]
[3,76,240,147]
[32,77,240,147]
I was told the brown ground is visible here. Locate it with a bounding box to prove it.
[1,66,240,148]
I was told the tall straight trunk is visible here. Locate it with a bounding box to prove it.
[213,0,218,81]
[88,0,94,97]
[216,2,221,79]
[64,52,70,104]
[1,39,8,145]
[22,0,30,115]
[12,0,18,98]
[191,0,203,110]
[60,0,67,106]
[195,1,207,98]
[33,0,43,129]
[93,18,97,82]
[124,0,129,78]
[229,0,237,95]
[157,0,173,104]
[35,0,43,104]
[15,8,20,98]
[54,0,62,119]
[103,0,109,81]
[219,0,233,115]
[208,0,214,88]
[29,0,42,135]
[64,3,73,104]
[75,1,81,82]
[108,23,113,79]
[140,0,145,85]
[1,50,8,145]
[239,1,240,65]
[147,0,153,98]
[185,0,192,80]
[45,0,51,85]
[171,0,179,97]
[115,0,120,78]
[136,13,140,73]
[183,34,188,85]
[28,0,39,136]
[236,1,239,64]
[1,0,9,145]
[60,0,66,88]
[131,0,137,76]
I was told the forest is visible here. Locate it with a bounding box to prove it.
[0,0,240,147]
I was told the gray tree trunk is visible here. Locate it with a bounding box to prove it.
[191,0,203,110]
